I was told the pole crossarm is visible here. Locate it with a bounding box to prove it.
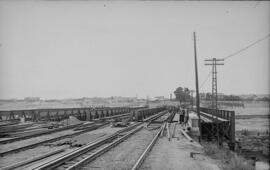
[204,59,224,61]
[205,63,224,65]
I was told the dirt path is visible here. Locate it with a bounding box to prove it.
[80,126,159,170]
[140,124,220,170]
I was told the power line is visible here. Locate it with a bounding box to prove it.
[199,34,269,93]
[199,71,211,90]
[223,34,270,60]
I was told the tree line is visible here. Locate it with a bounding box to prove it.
[174,87,192,104]
[174,87,270,102]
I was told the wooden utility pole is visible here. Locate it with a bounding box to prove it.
[193,32,202,143]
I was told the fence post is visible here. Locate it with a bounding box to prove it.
[229,111,235,150]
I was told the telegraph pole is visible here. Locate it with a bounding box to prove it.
[204,58,224,146]
[193,32,202,143]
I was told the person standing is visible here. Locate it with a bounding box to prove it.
[178,108,182,124]
[182,109,186,123]
[184,109,189,126]
[179,108,184,124]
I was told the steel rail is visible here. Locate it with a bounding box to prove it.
[92,113,131,121]
[143,111,168,122]
[0,122,109,157]
[131,123,164,170]
[66,126,144,170]
[0,148,65,170]
[0,110,160,157]
[146,111,167,127]
[0,123,82,144]
[165,111,176,123]
[0,113,131,144]
[33,122,143,170]
[0,121,20,127]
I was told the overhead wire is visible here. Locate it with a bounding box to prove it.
[198,34,269,94]
[199,71,211,90]
[222,34,270,60]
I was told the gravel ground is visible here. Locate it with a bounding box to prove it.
[140,124,220,170]
[81,126,159,170]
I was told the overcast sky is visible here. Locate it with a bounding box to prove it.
[0,1,269,99]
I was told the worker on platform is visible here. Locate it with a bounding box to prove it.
[179,108,185,124]
[184,109,189,127]
[178,108,181,124]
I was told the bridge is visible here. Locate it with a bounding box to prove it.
[0,105,235,150]
[0,106,147,122]
[193,107,235,150]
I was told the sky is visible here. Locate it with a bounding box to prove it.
[0,1,269,99]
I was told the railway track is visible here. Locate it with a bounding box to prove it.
[79,123,165,170]
[0,110,168,170]
[131,123,164,170]
[0,123,82,144]
[32,112,169,170]
[0,122,109,157]
[33,122,143,170]
[130,111,175,170]
[0,113,131,144]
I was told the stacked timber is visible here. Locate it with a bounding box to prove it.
[0,122,51,137]
[0,120,20,127]
[0,116,83,138]
[0,122,35,137]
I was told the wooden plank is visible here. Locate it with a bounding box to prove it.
[166,123,171,141]
[200,111,229,122]
[200,116,212,123]
[230,111,235,150]
[172,123,176,138]
[160,123,166,137]
[180,128,193,142]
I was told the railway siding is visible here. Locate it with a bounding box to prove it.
[80,126,160,170]
[0,107,176,170]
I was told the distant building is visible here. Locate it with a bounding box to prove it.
[199,93,207,100]
[24,97,41,102]
[217,93,226,100]
[154,96,165,100]
[148,96,165,101]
